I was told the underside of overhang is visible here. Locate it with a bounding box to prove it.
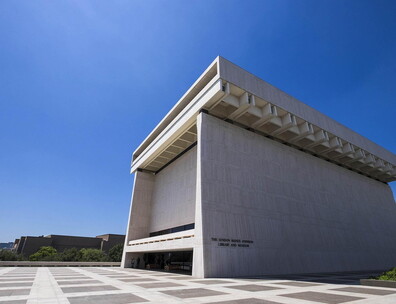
[139,124,197,173]
[134,80,395,183]
[203,82,396,183]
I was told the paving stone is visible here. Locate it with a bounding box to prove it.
[8,270,37,273]
[309,279,358,284]
[119,278,158,282]
[332,286,396,296]
[48,267,76,273]
[0,282,33,288]
[0,289,30,296]
[205,299,281,304]
[0,278,34,282]
[161,288,227,298]
[273,281,320,287]
[50,270,77,273]
[192,279,234,285]
[166,276,194,280]
[57,280,102,285]
[135,282,184,288]
[238,278,277,282]
[68,293,148,304]
[225,284,282,292]
[151,273,189,277]
[265,275,308,280]
[281,291,364,304]
[105,275,138,278]
[263,275,314,279]
[54,276,91,280]
[6,274,36,276]
[1,267,396,303]
[61,285,119,293]
[120,270,147,273]
[0,300,27,304]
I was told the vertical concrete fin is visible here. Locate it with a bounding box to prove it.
[192,113,205,278]
[121,171,154,268]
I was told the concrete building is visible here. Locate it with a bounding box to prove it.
[0,242,13,250]
[14,234,125,257]
[122,57,396,278]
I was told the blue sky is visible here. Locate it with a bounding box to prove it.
[0,0,395,242]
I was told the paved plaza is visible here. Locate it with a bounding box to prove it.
[0,267,395,304]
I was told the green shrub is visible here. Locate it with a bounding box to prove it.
[108,243,123,262]
[79,248,109,262]
[0,250,24,261]
[59,248,82,262]
[27,246,112,262]
[375,267,396,281]
[29,246,58,261]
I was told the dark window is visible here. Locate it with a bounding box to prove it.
[149,223,195,237]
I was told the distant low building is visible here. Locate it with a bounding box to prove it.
[0,242,13,250]
[13,234,125,257]
[97,234,125,253]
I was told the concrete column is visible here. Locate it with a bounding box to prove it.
[121,171,154,268]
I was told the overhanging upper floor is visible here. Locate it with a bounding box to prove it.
[131,57,396,183]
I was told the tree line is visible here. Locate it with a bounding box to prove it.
[0,243,123,262]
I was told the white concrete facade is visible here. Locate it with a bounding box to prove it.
[149,147,197,233]
[198,113,396,277]
[122,57,396,278]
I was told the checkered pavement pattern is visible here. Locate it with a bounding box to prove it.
[0,267,395,303]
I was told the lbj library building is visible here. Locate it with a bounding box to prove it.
[122,57,396,278]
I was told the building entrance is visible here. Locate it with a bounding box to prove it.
[144,251,193,274]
